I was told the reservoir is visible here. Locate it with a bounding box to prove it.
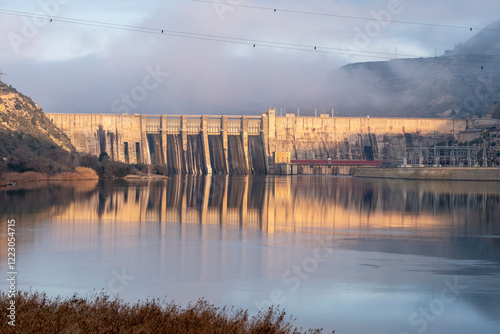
[1,175,499,333]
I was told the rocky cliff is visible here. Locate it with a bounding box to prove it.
[0,80,74,174]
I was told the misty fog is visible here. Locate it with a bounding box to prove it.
[1,0,499,116]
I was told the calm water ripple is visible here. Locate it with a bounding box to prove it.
[1,175,499,333]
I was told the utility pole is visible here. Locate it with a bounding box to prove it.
[483,138,488,167]
[434,142,438,166]
[467,143,471,167]
[451,146,455,166]
[419,144,423,165]
[403,144,407,166]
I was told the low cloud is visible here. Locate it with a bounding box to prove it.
[0,0,498,115]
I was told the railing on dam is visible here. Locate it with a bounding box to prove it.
[228,118,241,135]
[146,117,161,134]
[248,118,261,135]
[187,118,201,134]
[165,118,181,134]
[145,115,262,135]
[207,118,221,135]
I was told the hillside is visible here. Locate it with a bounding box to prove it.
[332,20,500,118]
[0,80,75,175]
[445,20,500,56]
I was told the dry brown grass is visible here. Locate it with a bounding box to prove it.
[0,171,46,185]
[0,291,334,334]
[49,167,98,181]
[0,167,98,186]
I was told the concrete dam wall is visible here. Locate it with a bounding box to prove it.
[47,109,499,174]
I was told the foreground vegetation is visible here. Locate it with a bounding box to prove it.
[0,151,167,185]
[0,291,333,334]
[0,167,98,186]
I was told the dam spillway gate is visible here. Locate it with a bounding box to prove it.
[50,114,268,175]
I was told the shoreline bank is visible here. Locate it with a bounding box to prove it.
[0,168,98,187]
[354,167,500,181]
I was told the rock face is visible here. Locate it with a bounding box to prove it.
[0,81,74,174]
[0,81,73,154]
[486,102,500,119]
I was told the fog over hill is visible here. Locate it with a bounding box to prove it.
[445,20,500,56]
[331,20,500,118]
[1,2,499,118]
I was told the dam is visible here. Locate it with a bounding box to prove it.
[47,109,500,174]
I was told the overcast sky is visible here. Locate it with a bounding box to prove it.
[0,0,498,115]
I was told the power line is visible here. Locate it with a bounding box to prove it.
[191,0,500,33]
[0,8,498,68]
[0,8,414,59]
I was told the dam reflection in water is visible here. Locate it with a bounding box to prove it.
[54,175,500,236]
[1,176,500,334]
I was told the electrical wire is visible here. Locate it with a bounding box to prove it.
[191,0,500,33]
[0,2,498,113]
[0,8,499,68]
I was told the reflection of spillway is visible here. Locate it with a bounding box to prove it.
[52,176,500,236]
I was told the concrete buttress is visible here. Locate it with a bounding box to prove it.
[222,116,229,173]
[201,116,213,174]
[241,116,250,173]
[140,115,150,164]
[161,115,168,166]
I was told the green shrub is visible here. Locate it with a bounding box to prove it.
[98,152,109,162]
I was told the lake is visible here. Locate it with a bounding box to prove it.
[1,175,499,333]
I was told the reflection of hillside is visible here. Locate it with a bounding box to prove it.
[0,180,98,260]
[0,180,98,217]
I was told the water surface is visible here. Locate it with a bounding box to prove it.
[1,176,499,333]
